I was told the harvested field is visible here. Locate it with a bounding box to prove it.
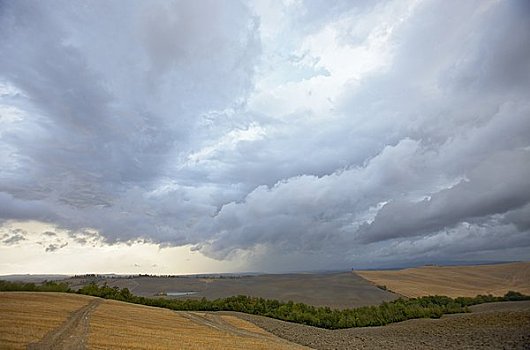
[356,261,530,298]
[67,272,398,309]
[0,292,94,349]
[2,291,530,349]
[0,292,305,350]
[89,299,305,349]
[234,300,530,349]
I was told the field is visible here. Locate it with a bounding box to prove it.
[356,261,530,298]
[236,301,530,349]
[0,292,94,349]
[0,292,304,350]
[67,272,398,309]
[2,280,530,349]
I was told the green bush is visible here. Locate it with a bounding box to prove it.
[0,280,71,293]
[2,280,528,330]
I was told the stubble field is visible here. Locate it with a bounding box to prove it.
[0,292,305,350]
[3,262,530,349]
[356,261,530,297]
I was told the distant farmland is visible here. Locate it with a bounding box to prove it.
[66,272,398,309]
[357,261,530,298]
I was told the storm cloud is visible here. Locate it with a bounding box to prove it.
[1,0,529,271]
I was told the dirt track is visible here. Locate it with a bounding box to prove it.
[179,311,305,348]
[27,299,101,350]
[231,301,530,350]
[181,312,258,337]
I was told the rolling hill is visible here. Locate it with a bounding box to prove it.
[356,261,530,298]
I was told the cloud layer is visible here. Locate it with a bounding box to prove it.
[1,0,529,271]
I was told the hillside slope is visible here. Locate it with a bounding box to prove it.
[0,292,305,350]
[236,301,530,349]
[356,262,530,298]
[67,272,398,309]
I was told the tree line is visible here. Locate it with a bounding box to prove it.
[1,280,528,329]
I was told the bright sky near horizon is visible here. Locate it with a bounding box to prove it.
[1,0,529,274]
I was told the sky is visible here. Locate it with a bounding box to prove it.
[1,0,529,274]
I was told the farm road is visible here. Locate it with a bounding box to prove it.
[27,298,102,350]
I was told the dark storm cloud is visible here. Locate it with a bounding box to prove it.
[503,204,530,232]
[0,0,260,240]
[0,0,529,270]
[358,151,530,243]
[196,0,530,269]
[0,0,259,187]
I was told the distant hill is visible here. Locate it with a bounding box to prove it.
[65,271,399,309]
[0,274,69,283]
[357,261,530,298]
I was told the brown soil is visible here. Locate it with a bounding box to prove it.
[356,261,530,298]
[27,298,102,350]
[231,301,530,349]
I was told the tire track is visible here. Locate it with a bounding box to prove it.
[181,312,260,338]
[27,298,102,350]
[179,311,305,347]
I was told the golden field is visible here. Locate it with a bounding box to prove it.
[357,261,530,298]
[88,299,303,349]
[0,292,94,349]
[0,292,304,350]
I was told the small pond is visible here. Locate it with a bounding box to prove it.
[166,291,198,297]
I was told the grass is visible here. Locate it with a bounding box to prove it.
[0,292,94,349]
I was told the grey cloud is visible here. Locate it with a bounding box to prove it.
[0,0,260,239]
[503,204,530,232]
[194,0,530,266]
[0,193,55,222]
[3,235,26,245]
[197,138,443,260]
[358,150,530,243]
[0,0,259,190]
[358,220,530,269]
[45,242,68,253]
[74,237,87,245]
[2,228,27,245]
